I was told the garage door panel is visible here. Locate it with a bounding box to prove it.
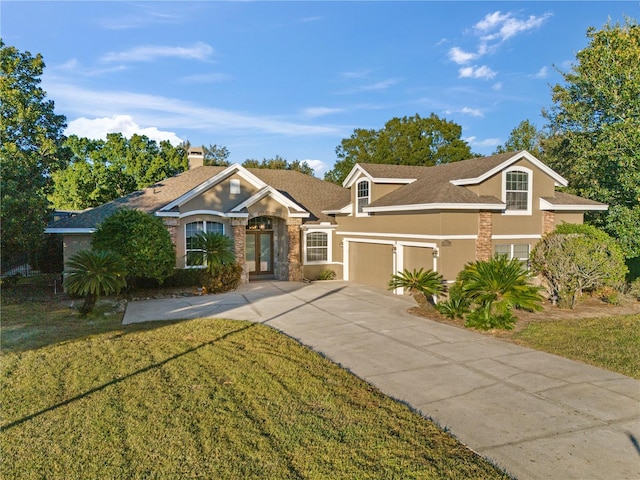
[349,242,393,289]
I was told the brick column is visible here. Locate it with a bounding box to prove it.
[542,211,555,236]
[231,219,248,284]
[162,218,179,246]
[476,211,493,261]
[287,218,302,282]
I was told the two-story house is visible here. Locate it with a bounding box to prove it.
[47,149,606,291]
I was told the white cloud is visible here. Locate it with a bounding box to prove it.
[492,82,503,91]
[448,47,477,65]
[340,78,400,94]
[100,42,214,63]
[474,11,552,43]
[459,107,484,117]
[532,66,549,79]
[466,136,501,148]
[46,81,341,137]
[303,107,344,118]
[302,159,327,176]
[180,73,233,84]
[458,65,496,80]
[66,115,183,145]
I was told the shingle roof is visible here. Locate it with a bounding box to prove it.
[48,166,350,230]
[540,192,607,208]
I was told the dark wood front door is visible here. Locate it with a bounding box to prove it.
[246,231,274,277]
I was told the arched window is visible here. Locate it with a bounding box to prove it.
[185,221,224,267]
[356,179,370,215]
[503,168,532,214]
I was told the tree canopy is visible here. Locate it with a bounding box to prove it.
[493,119,544,158]
[203,143,231,166]
[1,40,67,269]
[324,113,474,185]
[542,19,640,258]
[50,134,188,210]
[242,155,315,176]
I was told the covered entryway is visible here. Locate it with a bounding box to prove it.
[246,217,275,278]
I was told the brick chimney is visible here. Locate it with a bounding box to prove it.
[187,147,205,169]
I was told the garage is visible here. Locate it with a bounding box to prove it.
[347,241,394,289]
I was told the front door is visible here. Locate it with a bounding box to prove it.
[246,231,274,277]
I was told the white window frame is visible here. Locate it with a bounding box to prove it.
[502,167,532,215]
[303,229,332,265]
[185,220,225,268]
[494,243,530,266]
[356,179,371,217]
[230,179,241,195]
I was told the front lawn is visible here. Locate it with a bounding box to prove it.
[513,314,640,379]
[1,285,510,479]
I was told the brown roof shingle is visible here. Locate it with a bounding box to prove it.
[48,166,350,230]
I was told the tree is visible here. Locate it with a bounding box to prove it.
[494,119,545,158]
[1,40,67,268]
[50,134,188,210]
[542,19,640,258]
[203,143,231,166]
[324,113,474,184]
[457,255,543,330]
[388,268,445,306]
[242,155,315,176]
[64,249,127,316]
[530,224,627,309]
[92,209,175,285]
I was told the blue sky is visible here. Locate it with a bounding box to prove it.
[3,1,637,177]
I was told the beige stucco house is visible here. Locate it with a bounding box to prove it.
[47,149,606,291]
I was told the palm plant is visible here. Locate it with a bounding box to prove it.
[388,268,446,305]
[458,255,543,330]
[64,249,127,316]
[187,232,236,276]
[435,282,471,319]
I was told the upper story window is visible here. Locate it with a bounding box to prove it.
[503,168,532,215]
[185,221,224,267]
[356,179,370,215]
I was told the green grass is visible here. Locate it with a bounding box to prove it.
[1,280,510,479]
[514,314,640,379]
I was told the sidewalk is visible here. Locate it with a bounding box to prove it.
[123,281,640,480]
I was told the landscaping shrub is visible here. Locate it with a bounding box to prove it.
[64,249,127,316]
[318,269,336,280]
[92,209,175,285]
[435,283,471,319]
[163,268,211,288]
[456,255,543,330]
[530,224,627,309]
[206,263,243,293]
[388,268,446,305]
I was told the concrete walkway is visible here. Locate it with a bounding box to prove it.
[123,281,640,480]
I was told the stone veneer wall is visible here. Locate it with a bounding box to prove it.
[287,218,302,281]
[231,219,248,283]
[542,210,555,236]
[476,211,493,261]
[162,218,179,246]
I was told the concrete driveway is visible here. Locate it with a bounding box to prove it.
[123,280,640,480]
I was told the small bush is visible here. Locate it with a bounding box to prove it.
[318,269,336,280]
[435,284,471,319]
[627,278,640,301]
[164,268,210,288]
[465,307,516,331]
[206,263,243,293]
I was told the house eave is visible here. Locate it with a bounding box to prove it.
[363,202,505,213]
[45,228,96,234]
[539,198,608,211]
